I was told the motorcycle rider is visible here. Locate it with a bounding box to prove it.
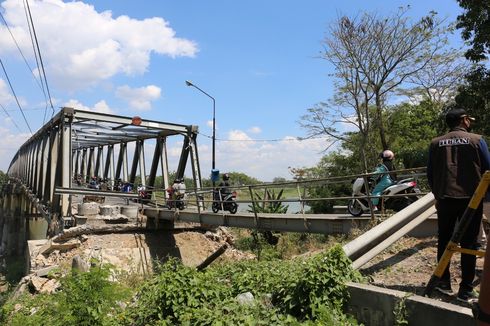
[217,173,231,200]
[371,150,397,210]
[166,178,186,208]
[175,178,186,198]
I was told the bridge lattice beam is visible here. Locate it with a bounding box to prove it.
[6,107,202,232]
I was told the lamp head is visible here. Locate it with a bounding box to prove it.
[185,80,193,87]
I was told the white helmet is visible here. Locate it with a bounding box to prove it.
[381,149,394,160]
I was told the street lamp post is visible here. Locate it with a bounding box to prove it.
[185,80,216,181]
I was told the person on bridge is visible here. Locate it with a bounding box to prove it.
[370,149,397,210]
[427,107,490,303]
[217,173,231,200]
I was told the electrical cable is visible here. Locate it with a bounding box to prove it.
[0,102,22,132]
[24,0,54,121]
[197,131,331,142]
[22,0,46,123]
[0,58,32,133]
[1,106,46,112]
[0,11,47,98]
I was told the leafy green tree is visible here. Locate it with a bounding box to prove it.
[223,171,261,186]
[272,177,288,183]
[456,0,490,62]
[454,1,490,137]
[455,66,490,137]
[0,171,9,187]
[289,153,354,213]
[384,101,443,168]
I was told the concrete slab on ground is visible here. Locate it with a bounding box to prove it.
[346,282,473,326]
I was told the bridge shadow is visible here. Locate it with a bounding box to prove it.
[359,238,437,296]
[359,237,484,302]
[141,230,182,272]
[360,238,437,276]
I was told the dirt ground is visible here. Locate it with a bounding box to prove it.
[360,235,485,307]
[33,223,254,277]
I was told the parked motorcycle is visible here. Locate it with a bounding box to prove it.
[212,190,238,214]
[347,177,421,216]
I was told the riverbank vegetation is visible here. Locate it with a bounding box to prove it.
[0,245,362,325]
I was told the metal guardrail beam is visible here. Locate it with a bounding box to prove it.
[54,187,139,198]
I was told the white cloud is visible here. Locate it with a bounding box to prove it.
[115,85,161,111]
[0,79,13,105]
[196,129,330,181]
[0,125,30,172]
[64,99,115,114]
[248,126,261,134]
[0,0,198,89]
[229,129,253,141]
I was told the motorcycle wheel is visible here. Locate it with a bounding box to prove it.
[390,198,405,212]
[229,203,238,214]
[391,196,416,212]
[177,201,185,210]
[212,202,220,213]
[347,199,364,217]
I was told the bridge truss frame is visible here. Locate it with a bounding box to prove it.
[7,107,202,231]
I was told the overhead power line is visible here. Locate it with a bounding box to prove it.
[0,10,47,97]
[0,102,22,132]
[0,58,32,133]
[197,131,331,142]
[24,0,54,123]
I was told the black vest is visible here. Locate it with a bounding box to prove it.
[429,127,484,199]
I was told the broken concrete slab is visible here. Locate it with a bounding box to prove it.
[39,239,81,255]
[29,275,48,293]
[35,265,59,277]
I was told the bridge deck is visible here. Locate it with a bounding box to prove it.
[143,207,437,237]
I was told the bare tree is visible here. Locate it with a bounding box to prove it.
[300,26,375,171]
[306,7,450,156]
[402,50,472,110]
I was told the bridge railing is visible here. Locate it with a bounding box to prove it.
[148,166,428,218]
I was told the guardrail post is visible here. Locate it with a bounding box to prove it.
[362,175,377,221]
[249,186,259,227]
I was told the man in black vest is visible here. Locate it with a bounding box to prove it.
[427,107,490,303]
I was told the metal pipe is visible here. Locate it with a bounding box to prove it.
[351,205,437,269]
[54,187,138,198]
[342,192,435,261]
[196,243,228,271]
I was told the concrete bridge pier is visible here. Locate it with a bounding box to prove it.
[0,185,29,257]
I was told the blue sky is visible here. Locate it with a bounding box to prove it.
[0,0,464,181]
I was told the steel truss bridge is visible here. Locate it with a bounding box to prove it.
[1,107,435,260]
[5,107,202,233]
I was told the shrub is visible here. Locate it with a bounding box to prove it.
[120,246,362,325]
[1,263,132,326]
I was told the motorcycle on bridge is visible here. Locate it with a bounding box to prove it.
[347,177,421,216]
[166,179,187,210]
[212,189,238,214]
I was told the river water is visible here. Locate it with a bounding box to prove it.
[237,200,310,214]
